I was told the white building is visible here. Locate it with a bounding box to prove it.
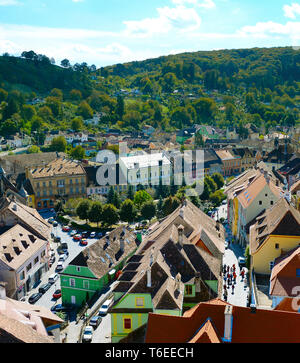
[119,152,171,189]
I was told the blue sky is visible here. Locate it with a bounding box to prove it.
[0,0,300,67]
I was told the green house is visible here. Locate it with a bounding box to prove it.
[60,227,141,307]
[110,200,224,343]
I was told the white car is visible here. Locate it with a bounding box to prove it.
[82,326,93,343]
[56,262,64,272]
[90,232,96,238]
[98,299,113,316]
[48,273,59,284]
[58,254,67,262]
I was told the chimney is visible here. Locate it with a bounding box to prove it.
[174,273,181,292]
[0,282,7,300]
[178,225,184,247]
[147,268,151,288]
[120,237,125,252]
[194,272,201,293]
[223,305,233,342]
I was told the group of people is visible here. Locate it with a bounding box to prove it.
[222,264,247,301]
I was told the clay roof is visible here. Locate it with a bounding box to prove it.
[0,197,51,240]
[145,299,300,343]
[68,226,139,279]
[270,247,300,297]
[188,318,222,343]
[249,198,300,254]
[29,157,86,179]
[0,297,63,343]
[112,201,224,312]
[274,297,299,312]
[215,149,237,161]
[0,224,48,271]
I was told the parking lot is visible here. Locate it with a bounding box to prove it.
[24,212,103,313]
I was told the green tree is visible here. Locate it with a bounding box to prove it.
[71,117,83,131]
[101,204,119,226]
[22,105,36,121]
[127,185,135,200]
[70,145,85,160]
[50,136,67,152]
[88,202,103,227]
[116,96,125,120]
[141,200,156,221]
[211,173,224,190]
[133,190,153,210]
[76,200,92,223]
[77,101,93,119]
[27,145,41,154]
[119,199,137,223]
[162,196,180,217]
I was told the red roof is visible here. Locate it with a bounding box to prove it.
[145,299,300,343]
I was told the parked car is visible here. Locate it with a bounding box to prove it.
[62,226,71,232]
[80,239,88,246]
[51,304,70,312]
[48,217,54,224]
[238,257,246,268]
[82,231,89,238]
[98,299,113,316]
[56,262,64,272]
[53,289,62,299]
[97,232,103,238]
[49,256,56,266]
[70,230,77,236]
[53,221,58,227]
[28,293,42,304]
[89,316,102,329]
[82,326,93,343]
[225,241,229,250]
[48,273,59,284]
[90,232,96,238]
[73,234,82,241]
[38,283,52,294]
[58,254,67,262]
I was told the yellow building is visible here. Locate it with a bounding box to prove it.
[27,157,87,210]
[249,198,300,275]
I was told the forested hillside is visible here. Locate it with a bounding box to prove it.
[0,46,299,144]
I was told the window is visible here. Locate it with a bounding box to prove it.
[271,201,274,205]
[34,256,39,265]
[26,263,32,272]
[41,250,45,257]
[135,297,144,307]
[20,271,25,281]
[259,201,262,205]
[185,285,193,295]
[70,279,75,287]
[123,318,132,330]
[270,261,274,271]
[76,267,81,272]
[275,243,279,250]
[297,269,300,277]
[83,281,89,289]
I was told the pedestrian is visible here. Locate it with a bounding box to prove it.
[232,284,235,295]
[224,283,227,292]
[224,290,228,302]
[233,271,237,284]
[241,269,245,281]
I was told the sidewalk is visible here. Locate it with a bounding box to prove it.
[63,281,118,343]
[223,243,249,307]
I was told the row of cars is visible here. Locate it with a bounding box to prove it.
[62,226,103,247]
[28,273,61,304]
[82,298,113,343]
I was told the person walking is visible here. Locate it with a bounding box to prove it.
[241,269,245,281]
[233,271,237,285]
[232,284,235,295]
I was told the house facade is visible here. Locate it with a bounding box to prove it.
[109,200,225,343]
[60,226,140,307]
[249,197,300,275]
[27,157,87,210]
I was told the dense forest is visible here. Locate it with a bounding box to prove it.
[0,46,299,145]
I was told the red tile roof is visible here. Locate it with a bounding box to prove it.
[145,299,300,343]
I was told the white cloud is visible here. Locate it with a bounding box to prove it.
[0,0,21,5]
[172,0,216,8]
[283,3,300,19]
[123,5,202,37]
